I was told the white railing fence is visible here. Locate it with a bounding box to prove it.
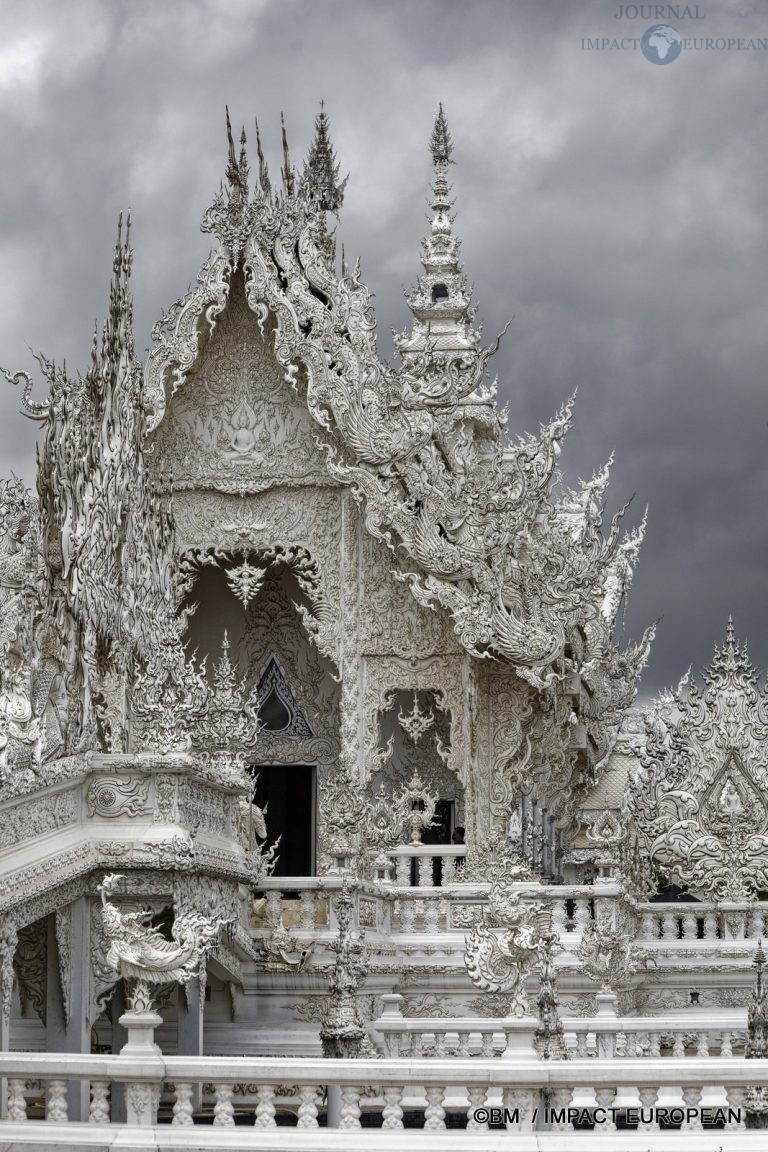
[372,994,749,1060]
[1,1051,766,1138]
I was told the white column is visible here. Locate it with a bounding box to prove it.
[47,899,90,1121]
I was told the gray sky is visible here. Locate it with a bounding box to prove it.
[0,0,766,697]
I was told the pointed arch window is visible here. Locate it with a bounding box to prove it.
[431,283,449,302]
[255,658,312,739]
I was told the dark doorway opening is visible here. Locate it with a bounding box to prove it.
[414,798,455,886]
[253,764,316,877]
[420,799,455,846]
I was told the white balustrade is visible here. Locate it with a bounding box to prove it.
[0,1051,765,1144]
[373,997,747,1061]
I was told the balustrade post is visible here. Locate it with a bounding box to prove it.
[703,910,718,940]
[574,897,590,932]
[339,1085,361,1128]
[89,1080,110,1125]
[172,1082,195,1126]
[382,1085,404,1128]
[424,898,440,933]
[683,1086,702,1129]
[299,890,316,930]
[424,1085,446,1129]
[255,1084,276,1128]
[213,1083,235,1126]
[640,910,658,938]
[400,898,416,932]
[7,1079,26,1121]
[297,1084,320,1127]
[466,1085,488,1129]
[265,890,282,927]
[596,1087,616,1130]
[551,899,567,936]
[46,1079,68,1122]
[638,1087,657,1129]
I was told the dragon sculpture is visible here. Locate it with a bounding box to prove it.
[98,873,230,1012]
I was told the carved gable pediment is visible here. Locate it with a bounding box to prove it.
[699,751,768,838]
[146,272,332,495]
[632,622,768,899]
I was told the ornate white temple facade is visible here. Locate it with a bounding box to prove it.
[0,106,766,1144]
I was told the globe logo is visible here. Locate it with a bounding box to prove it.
[640,23,683,64]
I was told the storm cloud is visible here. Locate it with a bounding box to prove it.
[0,0,766,697]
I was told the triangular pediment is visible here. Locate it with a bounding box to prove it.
[700,750,768,836]
[145,271,333,495]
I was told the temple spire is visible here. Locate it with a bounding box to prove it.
[394,104,481,362]
[300,101,347,213]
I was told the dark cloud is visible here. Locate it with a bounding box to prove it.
[1,0,766,696]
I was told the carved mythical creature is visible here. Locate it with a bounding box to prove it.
[576,923,648,992]
[464,885,545,1017]
[98,873,229,1011]
[261,914,313,972]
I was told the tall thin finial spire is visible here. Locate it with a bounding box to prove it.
[254,116,271,198]
[224,106,248,195]
[394,103,481,365]
[281,112,295,196]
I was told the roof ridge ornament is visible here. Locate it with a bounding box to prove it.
[300,101,348,214]
[394,104,501,405]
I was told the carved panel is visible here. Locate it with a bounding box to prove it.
[362,655,467,786]
[147,279,332,494]
[0,788,79,850]
[86,777,150,818]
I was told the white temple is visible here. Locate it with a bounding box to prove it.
[0,105,766,1146]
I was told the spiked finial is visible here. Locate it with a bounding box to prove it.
[281,112,295,196]
[726,616,736,649]
[254,117,272,198]
[301,101,347,213]
[225,105,237,173]
[224,107,248,195]
[430,103,453,166]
